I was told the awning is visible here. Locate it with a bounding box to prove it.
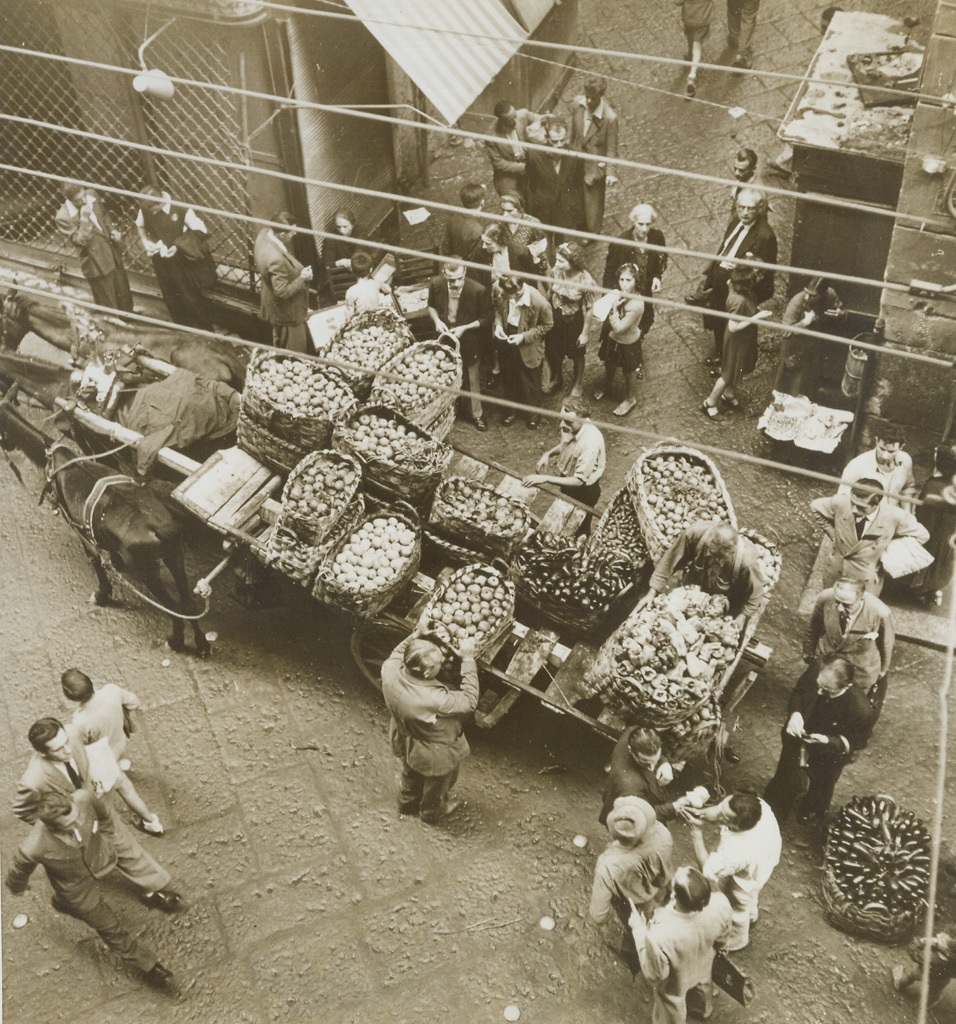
[508,0,555,33]
[344,0,529,125]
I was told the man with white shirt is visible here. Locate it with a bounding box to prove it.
[493,274,553,429]
[55,184,133,314]
[569,77,619,236]
[684,791,781,951]
[254,211,313,352]
[838,425,918,510]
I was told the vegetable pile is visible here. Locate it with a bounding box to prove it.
[329,515,417,593]
[251,356,353,419]
[588,490,650,571]
[420,565,515,651]
[430,478,532,558]
[660,694,721,760]
[825,795,930,919]
[640,454,734,548]
[588,586,740,723]
[372,342,460,419]
[515,531,633,612]
[328,310,412,387]
[341,412,449,473]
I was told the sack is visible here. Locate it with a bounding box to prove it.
[881,536,934,578]
[712,950,754,1006]
[84,737,122,796]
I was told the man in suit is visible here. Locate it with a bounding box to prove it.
[254,211,312,353]
[811,479,929,594]
[427,261,492,431]
[493,274,553,429]
[603,203,668,354]
[382,633,480,823]
[14,718,181,909]
[484,101,543,200]
[569,77,619,236]
[763,654,872,823]
[599,727,679,826]
[55,184,133,314]
[526,118,585,258]
[695,188,776,362]
[441,183,487,265]
[838,423,918,509]
[6,790,175,987]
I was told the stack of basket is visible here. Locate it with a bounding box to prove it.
[266,450,364,586]
[427,477,532,564]
[326,308,415,401]
[370,337,462,441]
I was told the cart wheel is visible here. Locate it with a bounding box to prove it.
[351,619,409,693]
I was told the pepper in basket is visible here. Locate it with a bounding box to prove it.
[381,630,479,824]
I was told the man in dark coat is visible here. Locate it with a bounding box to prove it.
[427,261,492,431]
[600,727,679,826]
[568,76,619,235]
[55,185,133,314]
[5,790,175,987]
[254,211,312,352]
[603,203,668,346]
[382,633,480,823]
[693,188,776,361]
[526,118,585,256]
[763,653,872,823]
[441,183,486,265]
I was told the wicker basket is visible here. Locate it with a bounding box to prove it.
[264,524,325,587]
[822,867,920,945]
[312,502,421,619]
[625,444,737,563]
[587,488,651,573]
[327,308,415,399]
[429,477,533,563]
[370,336,462,427]
[238,350,356,473]
[513,572,615,638]
[417,562,516,659]
[333,405,452,508]
[275,450,363,546]
[659,700,722,760]
[424,404,456,442]
[423,529,482,568]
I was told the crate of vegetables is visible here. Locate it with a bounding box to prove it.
[429,477,533,562]
[513,530,637,640]
[370,337,462,428]
[417,562,515,659]
[327,308,415,400]
[313,503,421,619]
[332,405,452,509]
[584,585,741,727]
[823,795,930,944]
[238,350,356,473]
[625,445,736,563]
[587,488,651,575]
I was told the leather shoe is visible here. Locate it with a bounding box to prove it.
[142,889,183,913]
[473,416,488,432]
[144,963,175,989]
[502,414,516,427]
[422,798,463,824]
[527,418,539,430]
[723,745,741,764]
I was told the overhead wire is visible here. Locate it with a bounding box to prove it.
[6,161,955,373]
[0,44,948,234]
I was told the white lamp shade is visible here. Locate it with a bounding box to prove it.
[133,69,175,101]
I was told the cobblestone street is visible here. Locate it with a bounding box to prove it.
[2,0,954,1022]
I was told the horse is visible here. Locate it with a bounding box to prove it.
[0,388,211,657]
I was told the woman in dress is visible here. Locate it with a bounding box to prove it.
[593,263,645,418]
[545,241,596,396]
[702,267,772,417]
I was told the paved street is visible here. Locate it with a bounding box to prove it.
[2,0,954,1021]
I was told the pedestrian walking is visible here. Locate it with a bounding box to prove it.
[55,184,133,314]
[5,790,177,988]
[61,668,163,835]
[493,273,552,429]
[679,0,713,96]
[592,263,645,417]
[629,865,733,1024]
[599,727,678,827]
[590,797,674,974]
[727,0,761,69]
[838,423,918,509]
[543,242,596,396]
[763,653,872,824]
[13,718,181,907]
[811,480,929,594]
[893,932,956,1009]
[701,267,773,417]
[254,212,312,353]
[382,634,480,824]
[774,276,843,398]
[683,791,781,951]
[135,185,217,330]
[568,76,619,236]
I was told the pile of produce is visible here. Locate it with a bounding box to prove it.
[371,340,462,425]
[824,795,930,941]
[586,586,740,724]
[327,308,414,395]
[588,489,650,571]
[745,530,782,591]
[278,451,362,544]
[251,356,354,419]
[419,563,515,655]
[429,478,532,561]
[627,446,736,561]
[337,411,449,473]
[660,694,722,761]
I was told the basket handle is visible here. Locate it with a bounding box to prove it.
[436,330,461,354]
[390,499,421,526]
[490,556,512,579]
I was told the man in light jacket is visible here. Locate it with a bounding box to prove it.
[493,273,553,429]
[254,211,312,352]
[382,633,479,824]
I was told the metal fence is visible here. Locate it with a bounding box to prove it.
[0,0,257,291]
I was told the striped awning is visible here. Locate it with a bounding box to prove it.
[344,0,529,125]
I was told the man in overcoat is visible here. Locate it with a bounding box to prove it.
[254,211,312,352]
[484,102,543,201]
[382,634,479,823]
[569,77,619,235]
[526,118,585,256]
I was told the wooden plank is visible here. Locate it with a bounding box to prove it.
[543,643,595,707]
[536,497,586,537]
[171,451,227,520]
[210,465,278,529]
[721,670,759,718]
[454,455,489,483]
[232,482,283,533]
[175,447,269,521]
[475,627,558,728]
[496,474,537,506]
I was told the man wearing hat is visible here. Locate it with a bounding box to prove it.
[381,632,479,824]
[590,796,674,973]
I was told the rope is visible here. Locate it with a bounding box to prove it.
[45,440,135,479]
[102,569,212,621]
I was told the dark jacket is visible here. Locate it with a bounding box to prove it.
[600,727,677,825]
[603,226,668,333]
[569,100,619,186]
[442,212,485,263]
[526,148,585,231]
[427,275,492,363]
[55,196,122,280]
[786,666,873,760]
[254,229,309,327]
[706,217,778,304]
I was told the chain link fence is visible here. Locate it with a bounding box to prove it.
[0,0,261,292]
